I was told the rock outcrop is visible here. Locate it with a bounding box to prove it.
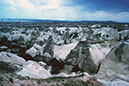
[0,52,26,64]
[95,41,129,86]
[64,41,97,74]
[64,41,111,74]
[109,30,129,41]
[25,36,54,62]
[17,61,51,79]
[37,35,54,62]
[54,42,78,60]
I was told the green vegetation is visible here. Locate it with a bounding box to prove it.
[0,61,16,73]
[9,77,13,83]
[0,77,3,81]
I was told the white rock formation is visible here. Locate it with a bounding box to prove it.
[33,43,41,50]
[98,79,129,86]
[95,41,129,86]
[51,72,76,78]
[0,52,26,64]
[26,47,38,57]
[17,61,51,79]
[54,42,78,60]
[93,27,118,38]
[89,43,111,65]
[25,43,41,57]
[109,30,129,41]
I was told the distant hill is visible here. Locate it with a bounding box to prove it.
[0,18,119,23]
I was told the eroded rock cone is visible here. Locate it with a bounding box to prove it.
[25,36,54,62]
[95,41,129,86]
[64,41,98,74]
[106,41,129,63]
[43,35,54,58]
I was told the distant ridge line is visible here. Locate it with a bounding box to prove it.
[0,18,126,23]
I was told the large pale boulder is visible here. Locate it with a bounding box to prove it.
[0,52,26,64]
[17,60,51,79]
[54,42,78,60]
[25,43,41,57]
[26,47,38,57]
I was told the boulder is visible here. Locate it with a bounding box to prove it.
[25,43,41,57]
[33,43,41,50]
[17,60,51,79]
[54,42,78,60]
[26,47,38,57]
[0,52,26,64]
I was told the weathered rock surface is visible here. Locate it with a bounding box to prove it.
[94,41,129,86]
[34,36,54,62]
[93,27,118,40]
[25,36,54,62]
[109,30,129,41]
[26,47,38,57]
[64,41,111,74]
[89,43,111,66]
[98,79,129,86]
[0,52,26,64]
[64,41,98,74]
[17,60,51,79]
[1,23,129,86]
[54,42,78,60]
[42,35,54,58]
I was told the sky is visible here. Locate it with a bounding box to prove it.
[0,0,129,22]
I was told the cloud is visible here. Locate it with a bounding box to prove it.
[83,11,129,22]
[2,0,129,22]
[10,7,16,11]
[58,18,66,20]
[4,0,80,20]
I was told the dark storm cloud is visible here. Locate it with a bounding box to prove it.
[73,0,129,12]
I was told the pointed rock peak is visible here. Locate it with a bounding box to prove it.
[106,41,129,64]
[46,35,54,45]
[64,40,97,74]
[39,35,54,62]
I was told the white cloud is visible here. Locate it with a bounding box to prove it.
[4,0,79,20]
[3,0,129,22]
[5,0,16,6]
[58,18,66,20]
[83,11,129,22]
[10,7,16,11]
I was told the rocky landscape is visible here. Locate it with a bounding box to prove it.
[0,20,129,86]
